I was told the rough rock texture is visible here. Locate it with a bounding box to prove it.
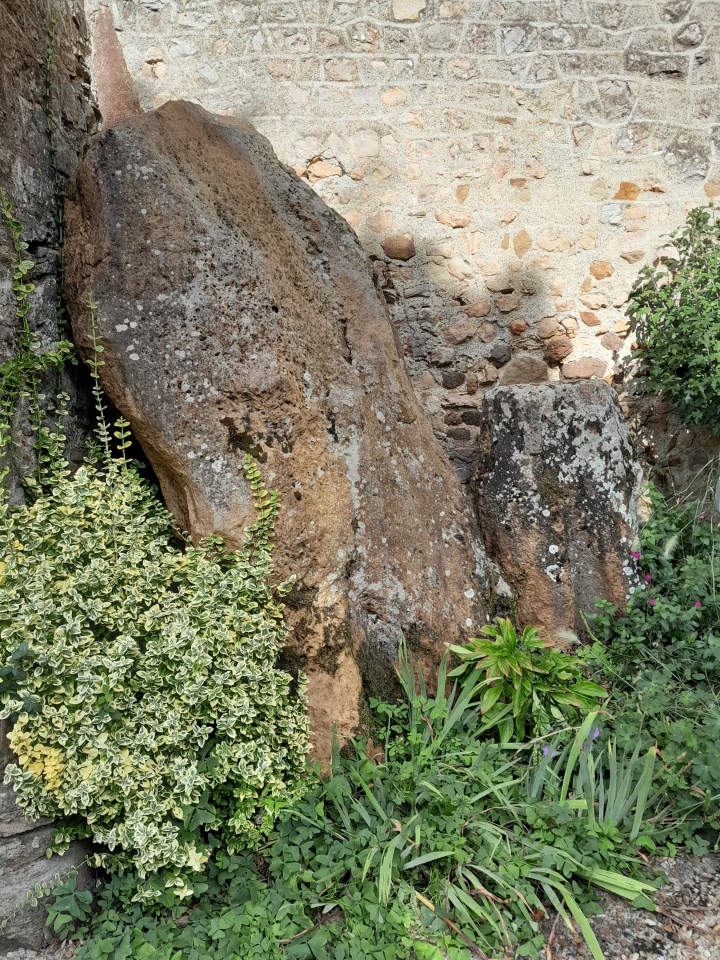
[0,0,96,500]
[473,382,642,637]
[0,1,95,948]
[64,100,487,759]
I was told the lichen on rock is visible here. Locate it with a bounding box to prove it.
[473,381,642,638]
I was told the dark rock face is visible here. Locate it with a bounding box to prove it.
[64,101,487,760]
[0,2,95,948]
[0,0,96,502]
[473,382,642,637]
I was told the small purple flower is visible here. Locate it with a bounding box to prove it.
[631,551,641,560]
[695,601,702,608]
[580,729,600,753]
[645,574,651,582]
[700,514,706,520]
[542,745,558,758]
[649,598,656,606]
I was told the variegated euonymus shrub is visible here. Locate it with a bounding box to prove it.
[0,452,309,894]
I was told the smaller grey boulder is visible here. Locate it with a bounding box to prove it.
[472,382,642,637]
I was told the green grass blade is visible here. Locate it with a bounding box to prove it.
[379,833,404,904]
[539,881,575,933]
[579,749,596,829]
[447,882,500,939]
[348,768,389,823]
[616,742,643,821]
[539,877,605,960]
[404,850,455,870]
[557,885,605,960]
[607,739,618,820]
[362,846,379,884]
[561,712,599,802]
[630,747,657,841]
[574,866,655,902]
[436,654,448,708]
[529,741,561,801]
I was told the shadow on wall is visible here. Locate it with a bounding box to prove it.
[373,251,597,482]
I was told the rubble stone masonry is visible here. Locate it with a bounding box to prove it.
[98,0,720,483]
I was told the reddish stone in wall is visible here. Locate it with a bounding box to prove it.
[381,233,416,261]
[563,358,607,379]
[90,6,141,128]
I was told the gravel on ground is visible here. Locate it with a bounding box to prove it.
[543,854,720,960]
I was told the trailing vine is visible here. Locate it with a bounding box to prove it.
[0,219,306,917]
[0,8,308,929]
[0,242,307,909]
[0,867,78,936]
[44,13,67,335]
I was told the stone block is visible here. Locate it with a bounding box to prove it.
[562,358,608,379]
[392,0,427,21]
[473,382,642,636]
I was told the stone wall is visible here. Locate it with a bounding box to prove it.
[0,0,95,949]
[98,0,719,484]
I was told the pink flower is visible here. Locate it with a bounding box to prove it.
[645,574,651,582]
[649,598,656,606]
[695,602,702,608]
[631,551,641,560]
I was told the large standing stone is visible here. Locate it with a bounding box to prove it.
[472,383,641,637]
[64,101,486,759]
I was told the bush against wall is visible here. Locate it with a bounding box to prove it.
[0,446,309,891]
[628,204,720,433]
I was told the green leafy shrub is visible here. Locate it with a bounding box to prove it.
[448,618,606,742]
[586,485,720,849]
[628,204,720,432]
[0,448,309,891]
[55,652,665,960]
